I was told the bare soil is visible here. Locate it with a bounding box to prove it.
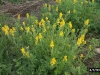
[0,0,43,17]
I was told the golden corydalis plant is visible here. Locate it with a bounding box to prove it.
[84,19,89,25]
[50,58,56,66]
[50,40,54,49]
[2,25,9,35]
[63,55,68,61]
[77,34,86,46]
[0,0,98,74]
[68,21,72,29]
[92,0,94,3]
[9,27,16,36]
[20,47,30,58]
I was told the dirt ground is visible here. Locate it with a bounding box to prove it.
[0,0,44,17]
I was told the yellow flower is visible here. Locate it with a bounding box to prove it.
[46,17,48,20]
[56,0,58,2]
[80,54,84,58]
[63,56,67,61]
[84,19,89,25]
[12,27,16,32]
[50,58,56,66]
[25,27,30,33]
[9,29,15,36]
[35,36,38,41]
[72,29,75,32]
[20,26,23,31]
[20,47,25,54]
[20,47,30,58]
[17,14,20,20]
[35,36,38,45]
[73,0,77,3]
[2,26,9,31]
[26,13,29,18]
[38,22,41,26]
[4,29,9,35]
[89,45,92,51]
[85,1,88,3]
[38,33,42,39]
[92,0,94,3]
[43,3,47,7]
[5,25,9,30]
[59,31,64,36]
[2,27,6,32]
[40,19,45,27]
[59,12,63,19]
[59,0,61,3]
[2,25,9,35]
[50,40,54,49]
[77,38,82,46]
[68,21,72,29]
[77,34,85,46]
[73,56,76,60]
[56,6,58,12]
[81,35,85,41]
[22,21,25,25]
[60,18,65,27]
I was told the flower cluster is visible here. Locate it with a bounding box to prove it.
[35,33,43,45]
[2,25,9,35]
[56,12,65,28]
[77,34,86,46]
[20,47,30,58]
[84,19,89,25]
[80,54,84,58]
[2,25,16,36]
[50,58,56,66]
[68,21,72,29]
[25,27,30,33]
[63,55,68,61]
[9,27,16,36]
[50,40,54,49]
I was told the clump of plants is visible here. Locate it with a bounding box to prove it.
[0,0,99,75]
[40,0,100,35]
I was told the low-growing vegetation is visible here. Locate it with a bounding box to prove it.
[0,0,100,75]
